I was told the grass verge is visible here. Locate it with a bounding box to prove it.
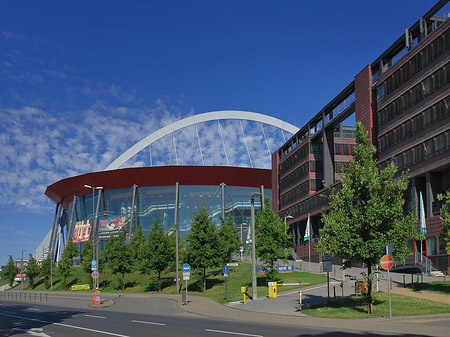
[302,291,450,319]
[15,261,327,304]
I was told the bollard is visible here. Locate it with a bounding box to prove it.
[299,290,303,310]
[333,286,336,301]
[403,275,405,287]
[241,286,248,304]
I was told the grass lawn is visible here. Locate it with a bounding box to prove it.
[406,280,450,295]
[19,261,328,304]
[302,291,450,319]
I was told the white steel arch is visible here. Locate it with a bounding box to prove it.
[105,110,299,170]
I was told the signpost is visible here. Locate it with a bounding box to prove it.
[223,265,229,300]
[322,254,332,301]
[182,264,190,305]
[380,254,394,319]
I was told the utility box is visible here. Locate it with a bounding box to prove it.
[268,282,277,299]
[93,288,101,305]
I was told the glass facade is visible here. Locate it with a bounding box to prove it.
[69,184,269,245]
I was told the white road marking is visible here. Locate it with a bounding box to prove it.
[28,308,41,311]
[84,314,107,319]
[131,319,166,326]
[13,327,51,336]
[0,313,130,337]
[205,328,263,337]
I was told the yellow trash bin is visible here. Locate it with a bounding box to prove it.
[268,282,277,299]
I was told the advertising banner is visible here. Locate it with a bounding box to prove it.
[72,220,91,243]
[98,216,127,239]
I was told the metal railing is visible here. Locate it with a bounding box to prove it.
[0,291,47,303]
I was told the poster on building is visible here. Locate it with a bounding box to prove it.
[98,216,127,239]
[72,220,91,243]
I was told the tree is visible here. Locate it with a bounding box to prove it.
[141,219,173,284]
[105,232,133,290]
[255,196,292,281]
[81,238,94,274]
[438,190,450,253]
[40,256,53,289]
[217,215,240,266]
[184,203,221,292]
[131,224,147,267]
[26,254,40,289]
[4,255,19,287]
[316,122,419,314]
[58,239,79,289]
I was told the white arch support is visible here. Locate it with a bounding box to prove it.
[105,110,299,170]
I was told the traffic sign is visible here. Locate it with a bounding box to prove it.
[91,260,97,270]
[223,265,229,275]
[91,271,99,279]
[182,264,191,273]
[380,255,394,270]
[183,272,190,280]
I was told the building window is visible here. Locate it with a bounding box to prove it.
[427,237,437,256]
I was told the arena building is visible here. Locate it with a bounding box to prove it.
[43,111,299,260]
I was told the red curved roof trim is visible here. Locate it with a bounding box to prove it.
[45,166,272,207]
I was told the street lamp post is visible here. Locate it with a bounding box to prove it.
[84,184,103,292]
[250,192,261,301]
[21,249,26,290]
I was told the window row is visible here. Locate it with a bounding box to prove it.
[379,97,449,153]
[380,130,450,171]
[279,143,309,175]
[335,143,356,156]
[279,162,309,191]
[378,28,450,100]
[378,63,450,126]
[280,190,330,219]
[279,180,309,208]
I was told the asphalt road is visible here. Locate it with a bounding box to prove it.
[0,300,432,337]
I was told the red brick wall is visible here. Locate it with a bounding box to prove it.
[355,65,374,143]
[271,151,279,212]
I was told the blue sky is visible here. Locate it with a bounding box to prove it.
[0,0,440,266]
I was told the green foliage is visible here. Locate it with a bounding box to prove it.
[316,122,419,314]
[140,219,174,285]
[58,239,79,289]
[131,224,147,263]
[184,203,221,292]
[26,254,40,289]
[40,256,53,289]
[4,255,19,287]
[81,239,94,274]
[217,215,240,266]
[105,232,133,290]
[255,196,292,281]
[438,190,450,254]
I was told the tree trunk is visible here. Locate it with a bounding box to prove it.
[367,264,373,314]
[203,267,206,292]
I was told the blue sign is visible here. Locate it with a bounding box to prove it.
[277,265,294,273]
[91,260,97,269]
[183,264,191,272]
[223,266,229,275]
